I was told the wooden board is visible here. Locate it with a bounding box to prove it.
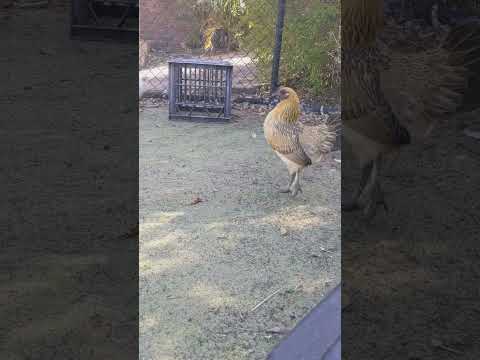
[267,284,341,360]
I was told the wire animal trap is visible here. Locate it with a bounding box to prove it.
[71,0,138,42]
[168,59,233,121]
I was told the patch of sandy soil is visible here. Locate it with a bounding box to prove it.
[139,107,341,359]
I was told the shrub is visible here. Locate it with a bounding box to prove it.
[240,0,340,97]
[180,0,246,51]
[180,0,340,98]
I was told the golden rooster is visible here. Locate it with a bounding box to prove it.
[264,87,337,197]
[342,0,473,219]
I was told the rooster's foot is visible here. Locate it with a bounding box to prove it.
[290,184,302,197]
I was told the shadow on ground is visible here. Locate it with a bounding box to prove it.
[342,109,480,359]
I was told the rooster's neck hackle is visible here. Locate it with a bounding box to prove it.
[274,94,301,123]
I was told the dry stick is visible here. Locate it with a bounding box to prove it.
[432,339,463,355]
[265,327,290,335]
[16,1,48,8]
[437,345,463,355]
[250,287,283,312]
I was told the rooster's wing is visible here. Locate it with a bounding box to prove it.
[265,114,312,167]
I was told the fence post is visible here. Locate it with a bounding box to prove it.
[271,0,286,94]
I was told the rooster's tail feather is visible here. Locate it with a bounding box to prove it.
[300,114,340,163]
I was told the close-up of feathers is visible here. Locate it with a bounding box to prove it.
[342,0,479,219]
[264,87,338,197]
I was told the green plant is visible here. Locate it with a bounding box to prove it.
[179,0,246,51]
[281,2,339,96]
[239,0,340,97]
[179,0,340,98]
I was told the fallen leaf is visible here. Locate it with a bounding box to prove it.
[120,225,139,239]
[190,197,203,205]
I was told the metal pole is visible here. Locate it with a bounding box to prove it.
[271,0,286,94]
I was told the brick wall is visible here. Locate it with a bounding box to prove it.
[140,0,194,50]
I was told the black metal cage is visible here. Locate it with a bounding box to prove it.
[71,0,138,41]
[168,59,233,121]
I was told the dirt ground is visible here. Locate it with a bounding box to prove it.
[139,106,341,360]
[342,108,480,359]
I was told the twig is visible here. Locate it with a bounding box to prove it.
[320,247,335,254]
[16,0,48,9]
[266,327,290,335]
[250,288,283,312]
[431,339,463,355]
[437,345,463,355]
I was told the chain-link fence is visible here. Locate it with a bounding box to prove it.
[139,0,340,106]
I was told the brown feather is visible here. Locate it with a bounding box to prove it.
[299,116,339,162]
[264,110,312,167]
[342,0,384,48]
[380,46,468,138]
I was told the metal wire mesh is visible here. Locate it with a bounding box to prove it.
[139,0,340,106]
[139,0,280,100]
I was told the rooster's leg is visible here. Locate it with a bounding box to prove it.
[290,170,303,197]
[359,158,387,220]
[279,173,295,193]
[375,182,388,213]
[342,162,373,211]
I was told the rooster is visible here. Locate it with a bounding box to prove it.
[264,87,337,197]
[342,0,475,219]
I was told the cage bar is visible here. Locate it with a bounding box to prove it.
[168,59,233,121]
[71,0,138,41]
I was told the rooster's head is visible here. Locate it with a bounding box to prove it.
[274,87,300,103]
